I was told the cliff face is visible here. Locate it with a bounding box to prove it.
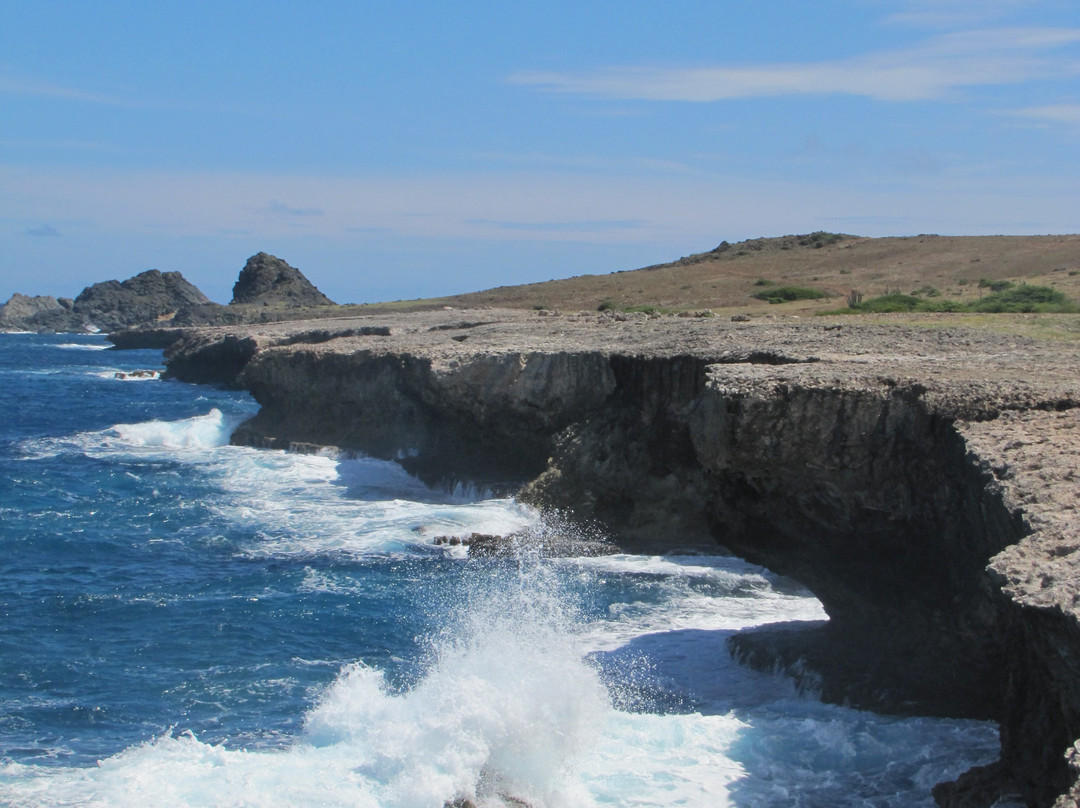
[153,310,1080,806]
[235,348,616,484]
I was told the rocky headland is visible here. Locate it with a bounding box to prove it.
[0,269,209,333]
[0,253,336,333]
[116,308,1080,806]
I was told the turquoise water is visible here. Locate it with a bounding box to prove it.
[0,333,999,806]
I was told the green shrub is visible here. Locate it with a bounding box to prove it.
[853,293,923,312]
[978,278,1014,293]
[968,285,1077,313]
[823,284,1075,315]
[750,286,829,304]
[799,231,847,249]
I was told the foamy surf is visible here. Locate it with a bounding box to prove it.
[0,561,609,808]
[104,409,238,449]
[16,409,239,460]
[0,546,999,808]
[1,334,1008,808]
[96,369,163,381]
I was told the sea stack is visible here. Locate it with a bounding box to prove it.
[230,253,335,307]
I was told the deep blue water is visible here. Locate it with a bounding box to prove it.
[0,333,1003,807]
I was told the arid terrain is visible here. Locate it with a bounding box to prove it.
[357,233,1080,323]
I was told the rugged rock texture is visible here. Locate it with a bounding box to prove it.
[2,270,210,333]
[73,269,210,331]
[150,309,1080,806]
[0,293,83,332]
[3,252,338,333]
[230,252,334,307]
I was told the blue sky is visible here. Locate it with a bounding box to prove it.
[2,1,1078,304]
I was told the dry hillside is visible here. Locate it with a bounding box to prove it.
[349,233,1079,320]
[440,233,1080,314]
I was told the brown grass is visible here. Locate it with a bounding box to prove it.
[349,233,1080,335]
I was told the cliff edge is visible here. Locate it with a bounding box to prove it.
[141,309,1080,806]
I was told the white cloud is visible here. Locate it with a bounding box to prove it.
[884,0,1052,28]
[508,28,1080,103]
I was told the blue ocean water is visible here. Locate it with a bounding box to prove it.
[0,333,1002,807]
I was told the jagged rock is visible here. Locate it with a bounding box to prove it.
[73,269,210,331]
[0,293,88,332]
[230,252,334,307]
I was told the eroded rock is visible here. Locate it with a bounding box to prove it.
[154,308,1080,805]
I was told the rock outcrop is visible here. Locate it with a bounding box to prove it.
[1,270,210,332]
[143,309,1080,806]
[2,252,337,333]
[0,293,82,332]
[230,252,334,307]
[73,269,211,331]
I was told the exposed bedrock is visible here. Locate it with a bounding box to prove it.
[233,348,616,484]
[527,371,1023,720]
[158,312,1080,806]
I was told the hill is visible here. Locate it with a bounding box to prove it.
[348,233,1080,322]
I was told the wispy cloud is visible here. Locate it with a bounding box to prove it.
[0,73,125,105]
[263,199,325,217]
[1004,102,1080,130]
[24,223,61,237]
[885,0,1052,28]
[467,218,648,233]
[508,27,1080,103]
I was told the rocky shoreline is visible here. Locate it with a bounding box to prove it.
[116,308,1080,806]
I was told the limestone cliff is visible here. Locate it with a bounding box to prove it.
[149,309,1080,806]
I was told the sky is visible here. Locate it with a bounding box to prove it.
[2,1,1079,304]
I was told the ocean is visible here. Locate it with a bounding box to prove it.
[0,332,1002,807]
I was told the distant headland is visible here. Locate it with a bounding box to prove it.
[3,233,1079,334]
[0,252,335,333]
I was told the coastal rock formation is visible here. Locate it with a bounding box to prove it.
[141,309,1080,806]
[73,269,211,331]
[2,252,338,333]
[230,252,334,307]
[0,293,82,332]
[1,270,210,332]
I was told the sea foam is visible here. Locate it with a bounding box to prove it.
[106,409,235,449]
[0,560,610,808]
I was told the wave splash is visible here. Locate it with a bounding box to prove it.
[0,560,609,808]
[105,408,236,450]
[306,563,606,807]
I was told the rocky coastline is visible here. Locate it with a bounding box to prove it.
[116,308,1080,806]
[0,253,335,334]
